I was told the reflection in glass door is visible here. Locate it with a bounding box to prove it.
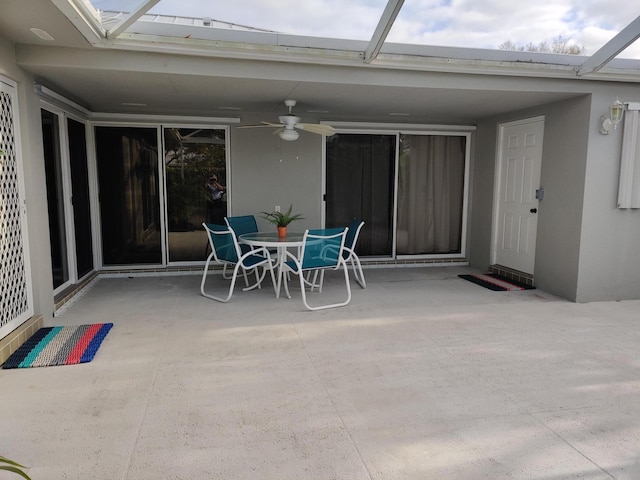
[164,127,227,263]
[95,126,161,266]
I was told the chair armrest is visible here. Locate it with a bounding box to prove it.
[239,246,274,264]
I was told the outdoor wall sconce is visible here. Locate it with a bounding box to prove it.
[600,98,625,134]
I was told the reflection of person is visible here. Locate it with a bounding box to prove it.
[205,174,226,224]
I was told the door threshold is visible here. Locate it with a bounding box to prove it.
[489,265,534,287]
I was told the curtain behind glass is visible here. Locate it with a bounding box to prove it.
[95,126,161,265]
[326,134,395,256]
[397,135,465,254]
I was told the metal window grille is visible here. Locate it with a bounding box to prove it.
[0,83,32,336]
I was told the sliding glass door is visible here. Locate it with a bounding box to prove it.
[41,107,94,291]
[95,126,161,266]
[396,134,466,255]
[164,127,227,263]
[67,118,93,277]
[326,130,469,259]
[41,109,69,289]
[94,124,228,266]
[325,134,395,256]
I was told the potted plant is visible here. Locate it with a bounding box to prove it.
[261,204,304,238]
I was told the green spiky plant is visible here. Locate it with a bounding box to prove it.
[261,204,304,227]
[0,455,32,479]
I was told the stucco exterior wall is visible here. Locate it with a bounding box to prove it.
[576,86,640,302]
[471,89,640,303]
[470,96,590,301]
[534,97,590,301]
[0,37,54,321]
[229,112,325,232]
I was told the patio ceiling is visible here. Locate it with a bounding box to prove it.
[3,0,640,122]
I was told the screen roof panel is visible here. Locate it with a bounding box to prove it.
[88,0,640,59]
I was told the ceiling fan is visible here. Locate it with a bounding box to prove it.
[238,100,336,141]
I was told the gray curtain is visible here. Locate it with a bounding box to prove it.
[396,135,465,254]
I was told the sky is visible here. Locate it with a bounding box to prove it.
[91,0,640,59]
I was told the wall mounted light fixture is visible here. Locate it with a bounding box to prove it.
[600,98,625,135]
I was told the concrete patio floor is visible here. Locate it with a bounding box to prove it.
[1,266,640,480]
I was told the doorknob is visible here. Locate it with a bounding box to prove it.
[530,208,537,213]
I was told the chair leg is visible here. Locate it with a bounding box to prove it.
[282,268,292,299]
[306,270,325,292]
[307,271,320,291]
[201,257,238,303]
[222,263,233,280]
[265,263,277,297]
[299,262,351,311]
[241,266,267,291]
[350,256,366,288]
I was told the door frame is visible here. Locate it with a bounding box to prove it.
[490,115,545,274]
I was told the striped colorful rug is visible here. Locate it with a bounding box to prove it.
[458,273,535,292]
[2,323,113,369]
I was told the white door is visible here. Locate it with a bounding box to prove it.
[492,117,544,275]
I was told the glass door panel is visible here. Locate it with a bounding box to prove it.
[164,127,227,263]
[41,109,69,288]
[325,134,395,256]
[95,126,161,266]
[67,118,93,277]
[396,134,466,255]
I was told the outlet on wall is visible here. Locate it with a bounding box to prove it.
[275,205,280,212]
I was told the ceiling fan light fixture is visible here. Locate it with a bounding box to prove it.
[279,129,299,141]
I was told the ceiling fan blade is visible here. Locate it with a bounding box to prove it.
[295,123,336,136]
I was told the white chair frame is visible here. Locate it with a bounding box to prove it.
[282,228,351,311]
[200,223,276,303]
[309,220,366,292]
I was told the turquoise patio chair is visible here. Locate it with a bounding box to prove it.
[309,219,366,291]
[224,214,260,278]
[200,223,276,302]
[224,215,259,250]
[281,228,351,310]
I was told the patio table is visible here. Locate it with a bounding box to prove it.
[239,231,305,298]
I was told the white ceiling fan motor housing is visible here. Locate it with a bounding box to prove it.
[279,114,301,126]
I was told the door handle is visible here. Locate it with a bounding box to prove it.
[530,208,537,213]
